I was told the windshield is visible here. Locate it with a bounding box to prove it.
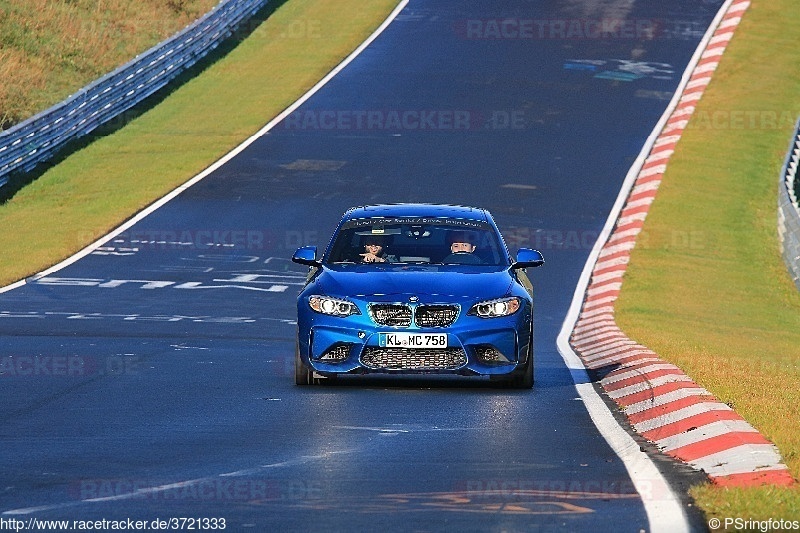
[325,217,509,266]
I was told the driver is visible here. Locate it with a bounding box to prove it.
[449,233,476,254]
[359,235,396,263]
[443,231,482,264]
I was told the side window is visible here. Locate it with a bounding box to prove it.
[326,229,358,263]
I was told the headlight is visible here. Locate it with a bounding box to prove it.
[469,297,521,318]
[308,296,361,317]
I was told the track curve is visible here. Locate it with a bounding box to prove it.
[1,0,726,530]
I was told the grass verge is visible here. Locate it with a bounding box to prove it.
[0,0,218,129]
[0,0,400,287]
[615,0,800,520]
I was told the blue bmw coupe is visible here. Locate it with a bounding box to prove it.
[291,204,544,388]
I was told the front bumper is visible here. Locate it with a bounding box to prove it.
[297,308,532,377]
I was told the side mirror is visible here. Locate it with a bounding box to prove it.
[512,248,544,269]
[292,246,320,267]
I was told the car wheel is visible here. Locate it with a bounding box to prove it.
[509,350,533,389]
[295,344,313,385]
[295,344,335,386]
[496,322,534,389]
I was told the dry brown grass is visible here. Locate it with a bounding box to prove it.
[0,0,218,129]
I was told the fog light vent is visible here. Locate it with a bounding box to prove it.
[475,345,511,364]
[319,344,351,362]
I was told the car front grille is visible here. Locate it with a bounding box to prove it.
[369,304,412,327]
[360,347,467,370]
[369,303,459,328]
[414,305,459,327]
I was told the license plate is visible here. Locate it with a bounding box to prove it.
[379,333,447,349]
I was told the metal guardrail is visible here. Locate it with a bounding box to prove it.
[778,117,800,290]
[0,0,270,188]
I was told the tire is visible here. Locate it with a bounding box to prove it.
[508,349,533,389]
[496,321,534,389]
[295,344,335,386]
[295,344,313,385]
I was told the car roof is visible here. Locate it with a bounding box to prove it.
[344,204,490,222]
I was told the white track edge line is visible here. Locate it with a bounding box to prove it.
[0,0,410,295]
[555,1,736,531]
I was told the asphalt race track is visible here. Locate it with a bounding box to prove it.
[1,0,725,531]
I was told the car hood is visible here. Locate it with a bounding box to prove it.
[315,265,514,301]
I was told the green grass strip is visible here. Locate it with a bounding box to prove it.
[615,0,800,518]
[0,0,400,286]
